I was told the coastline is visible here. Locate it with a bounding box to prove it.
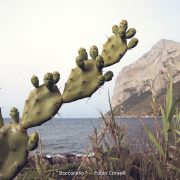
[27,152,94,167]
[114,115,162,119]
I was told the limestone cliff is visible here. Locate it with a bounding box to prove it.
[111,39,180,116]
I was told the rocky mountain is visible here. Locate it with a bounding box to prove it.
[111,39,180,116]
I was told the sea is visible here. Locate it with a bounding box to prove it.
[4,117,161,155]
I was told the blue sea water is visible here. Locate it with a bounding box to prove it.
[4,117,161,155]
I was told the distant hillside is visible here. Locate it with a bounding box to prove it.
[111,39,180,116]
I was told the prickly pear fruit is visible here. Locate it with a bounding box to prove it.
[21,73,63,129]
[76,56,85,70]
[31,75,39,88]
[27,132,39,151]
[96,55,104,71]
[9,107,20,123]
[78,47,88,60]
[126,28,136,39]
[101,20,138,67]
[97,75,105,86]
[127,38,138,49]
[119,20,128,37]
[112,25,119,35]
[89,45,98,59]
[43,72,54,90]
[104,71,114,81]
[53,71,60,84]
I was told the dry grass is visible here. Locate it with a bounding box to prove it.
[17,79,180,180]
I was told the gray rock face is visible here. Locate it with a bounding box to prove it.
[112,39,180,111]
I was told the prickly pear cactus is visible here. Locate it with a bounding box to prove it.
[101,20,138,67]
[0,20,138,179]
[63,20,138,102]
[63,46,113,103]
[0,108,39,180]
[21,72,63,129]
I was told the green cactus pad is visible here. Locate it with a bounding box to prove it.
[101,20,138,67]
[21,75,63,129]
[0,123,39,180]
[63,60,103,103]
[63,46,109,103]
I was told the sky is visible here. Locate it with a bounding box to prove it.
[0,0,180,118]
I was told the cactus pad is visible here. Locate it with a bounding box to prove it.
[101,20,138,67]
[21,73,63,129]
[62,46,114,103]
[0,116,39,179]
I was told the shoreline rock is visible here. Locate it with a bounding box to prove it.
[27,152,95,166]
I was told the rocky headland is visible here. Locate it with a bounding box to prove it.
[111,39,180,116]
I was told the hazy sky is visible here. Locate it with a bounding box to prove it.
[0,0,180,118]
